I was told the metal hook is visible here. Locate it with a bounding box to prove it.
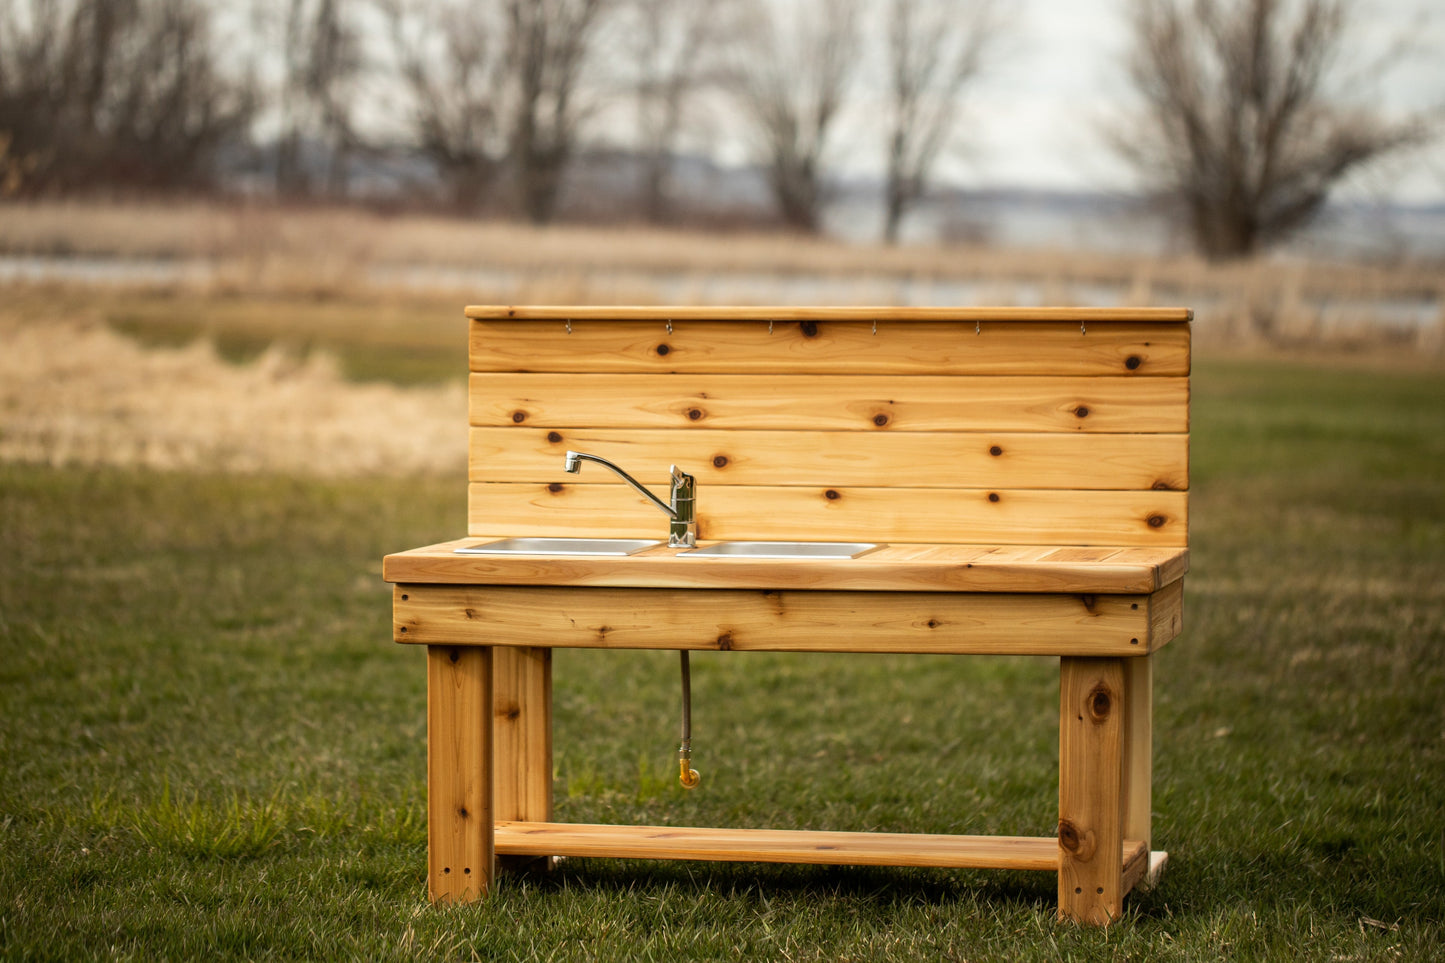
[872,320,878,335]
[565,319,572,334]
[1081,321,1087,335]
[666,320,673,335]
[975,320,981,335]
[768,320,774,335]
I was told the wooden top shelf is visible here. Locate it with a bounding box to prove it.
[464,305,1195,323]
[383,540,1188,594]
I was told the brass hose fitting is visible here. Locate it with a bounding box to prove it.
[678,743,700,790]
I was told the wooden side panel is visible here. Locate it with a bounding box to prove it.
[395,585,1156,655]
[470,373,1191,433]
[1148,578,1185,649]
[1059,656,1126,925]
[427,645,493,902]
[470,428,1189,492]
[467,483,1188,547]
[470,320,1190,376]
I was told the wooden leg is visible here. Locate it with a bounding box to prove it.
[1058,656,1125,925]
[493,645,553,873]
[1122,654,1152,854]
[427,645,494,902]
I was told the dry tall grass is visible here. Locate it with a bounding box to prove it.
[2,201,1440,339]
[0,302,465,477]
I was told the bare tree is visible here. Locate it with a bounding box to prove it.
[276,0,363,197]
[381,0,506,212]
[1114,0,1434,260]
[615,0,734,222]
[732,0,860,233]
[504,0,610,224]
[880,0,998,244]
[0,0,254,196]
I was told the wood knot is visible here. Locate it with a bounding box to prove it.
[713,455,729,468]
[458,807,468,819]
[1147,513,1166,528]
[926,619,940,629]
[1058,820,1096,860]
[824,489,841,500]
[449,649,460,663]
[1088,684,1113,722]
[872,413,890,427]
[656,343,671,356]
[989,445,1003,456]
[1074,405,1090,418]
[1125,355,1142,370]
[1152,480,1173,491]
[511,410,527,423]
[987,492,1000,503]
[687,408,704,421]
[503,705,521,720]
[800,321,818,338]
[1058,819,1080,852]
[547,482,564,493]
[716,632,733,650]
[546,431,563,443]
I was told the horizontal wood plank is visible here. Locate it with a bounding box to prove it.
[466,483,1188,546]
[494,822,1080,870]
[383,540,1189,594]
[470,321,1190,376]
[495,821,1149,873]
[469,427,1188,491]
[392,584,1168,654]
[466,305,1193,323]
[470,373,1190,433]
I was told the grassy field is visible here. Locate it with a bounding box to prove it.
[2,348,1444,959]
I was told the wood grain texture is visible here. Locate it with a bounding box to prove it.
[1122,655,1153,854]
[466,483,1188,547]
[394,585,1158,655]
[470,320,1190,376]
[1149,578,1185,645]
[492,649,551,817]
[1058,657,1126,925]
[494,822,1067,869]
[466,305,1193,322]
[469,427,1189,492]
[384,542,1189,594]
[427,645,493,902]
[469,373,1190,433]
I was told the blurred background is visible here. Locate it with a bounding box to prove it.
[1,0,1442,470]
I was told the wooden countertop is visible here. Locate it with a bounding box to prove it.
[383,539,1188,594]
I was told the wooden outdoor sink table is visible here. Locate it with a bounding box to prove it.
[387,303,1192,925]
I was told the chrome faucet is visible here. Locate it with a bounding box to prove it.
[562,451,697,547]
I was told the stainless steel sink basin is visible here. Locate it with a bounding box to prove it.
[682,541,883,560]
[455,537,662,557]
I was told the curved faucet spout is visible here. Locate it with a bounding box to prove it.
[562,451,698,547]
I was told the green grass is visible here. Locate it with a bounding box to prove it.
[3,359,1444,960]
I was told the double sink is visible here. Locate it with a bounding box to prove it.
[455,537,881,560]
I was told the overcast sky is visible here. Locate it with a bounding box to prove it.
[937,0,1445,202]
